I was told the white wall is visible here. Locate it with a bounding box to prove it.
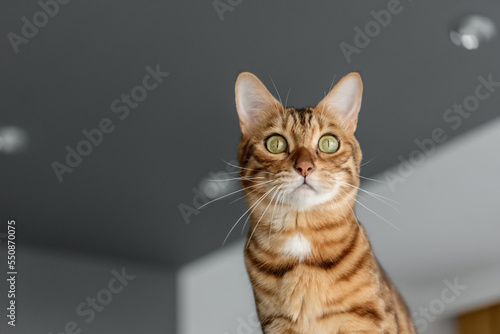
[178,118,500,334]
[178,241,256,334]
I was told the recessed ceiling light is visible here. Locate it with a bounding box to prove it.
[450,14,497,50]
[0,126,29,154]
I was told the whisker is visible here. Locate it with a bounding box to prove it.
[272,186,287,235]
[337,186,404,234]
[218,171,258,175]
[198,180,273,209]
[204,176,265,182]
[284,87,292,109]
[221,186,276,247]
[360,156,377,167]
[279,187,286,214]
[229,186,262,204]
[337,193,369,245]
[357,189,401,208]
[355,174,386,184]
[247,186,281,248]
[268,74,283,106]
[333,178,400,207]
[353,191,400,213]
[268,185,284,243]
[241,185,277,234]
[221,160,273,175]
[328,74,337,94]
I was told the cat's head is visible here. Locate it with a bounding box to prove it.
[235,72,363,211]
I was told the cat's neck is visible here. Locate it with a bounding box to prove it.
[247,196,363,240]
[246,197,371,263]
[273,198,359,232]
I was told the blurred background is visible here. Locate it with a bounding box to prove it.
[1,1,500,333]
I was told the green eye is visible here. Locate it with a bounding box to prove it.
[318,135,339,153]
[266,135,287,154]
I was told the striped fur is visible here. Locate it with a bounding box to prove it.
[235,73,416,333]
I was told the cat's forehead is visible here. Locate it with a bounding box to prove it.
[269,107,335,136]
[267,107,316,131]
[286,107,315,127]
[254,106,348,147]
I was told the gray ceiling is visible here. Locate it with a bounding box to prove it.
[1,0,500,267]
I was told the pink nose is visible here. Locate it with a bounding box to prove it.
[295,161,315,177]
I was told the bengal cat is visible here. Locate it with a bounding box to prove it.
[234,72,416,334]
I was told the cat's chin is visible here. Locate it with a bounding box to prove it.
[296,183,316,193]
[288,185,335,211]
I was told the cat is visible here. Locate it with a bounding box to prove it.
[234,72,416,334]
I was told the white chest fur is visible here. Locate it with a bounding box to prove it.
[282,233,312,260]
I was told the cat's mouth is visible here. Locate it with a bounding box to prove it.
[295,182,316,193]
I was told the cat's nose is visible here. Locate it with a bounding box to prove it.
[295,161,315,177]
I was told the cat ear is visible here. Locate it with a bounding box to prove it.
[235,72,282,136]
[316,72,363,132]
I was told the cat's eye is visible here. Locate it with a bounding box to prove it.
[318,135,339,154]
[266,135,287,154]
